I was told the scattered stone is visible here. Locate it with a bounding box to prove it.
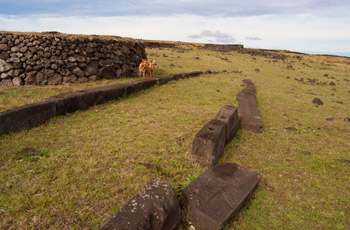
[329,81,336,86]
[232,69,243,73]
[16,148,39,158]
[102,180,180,230]
[312,98,323,106]
[334,159,350,166]
[180,163,261,230]
[192,119,226,168]
[284,127,297,131]
[286,65,294,70]
[255,68,260,72]
[326,118,334,121]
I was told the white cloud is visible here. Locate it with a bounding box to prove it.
[0,13,349,55]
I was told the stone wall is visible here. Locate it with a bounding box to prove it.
[0,32,147,86]
[203,43,244,52]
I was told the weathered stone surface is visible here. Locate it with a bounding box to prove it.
[236,79,263,132]
[182,71,203,78]
[157,75,176,86]
[0,79,12,86]
[102,180,180,230]
[125,78,158,95]
[0,44,9,51]
[47,91,89,116]
[0,59,12,73]
[312,98,323,106]
[85,61,98,76]
[12,77,23,86]
[215,104,241,144]
[72,67,84,78]
[0,101,56,135]
[192,119,227,168]
[24,71,37,84]
[100,66,116,79]
[180,163,261,230]
[48,74,62,85]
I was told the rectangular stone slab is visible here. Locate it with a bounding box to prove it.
[214,104,241,144]
[236,79,263,132]
[192,119,226,168]
[0,101,56,135]
[125,78,158,95]
[180,163,261,230]
[102,180,180,230]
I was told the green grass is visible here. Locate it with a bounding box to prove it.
[1,45,350,229]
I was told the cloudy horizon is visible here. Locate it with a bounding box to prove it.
[1,0,350,57]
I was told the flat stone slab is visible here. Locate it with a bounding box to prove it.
[215,104,240,144]
[0,101,56,135]
[180,163,261,230]
[192,119,226,168]
[102,180,180,230]
[236,79,263,132]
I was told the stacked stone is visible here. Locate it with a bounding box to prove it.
[0,32,146,86]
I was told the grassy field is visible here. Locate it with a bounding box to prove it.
[1,44,350,229]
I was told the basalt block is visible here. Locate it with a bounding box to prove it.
[192,119,226,168]
[102,180,180,230]
[80,83,128,105]
[182,71,203,78]
[236,79,263,132]
[0,101,56,135]
[125,78,158,95]
[180,163,261,230]
[215,104,240,144]
[157,75,176,85]
[47,83,128,115]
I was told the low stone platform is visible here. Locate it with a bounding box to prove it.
[236,79,263,132]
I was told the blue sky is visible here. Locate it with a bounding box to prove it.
[1,0,350,56]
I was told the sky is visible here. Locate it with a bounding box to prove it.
[1,0,350,57]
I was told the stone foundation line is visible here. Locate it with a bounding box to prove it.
[103,80,262,230]
[236,79,263,132]
[0,70,222,136]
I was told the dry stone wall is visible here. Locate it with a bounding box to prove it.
[0,32,146,86]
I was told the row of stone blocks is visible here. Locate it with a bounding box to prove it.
[102,90,262,229]
[0,71,204,136]
[102,163,261,230]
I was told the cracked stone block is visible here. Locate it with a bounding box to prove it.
[180,163,261,230]
[102,180,180,230]
[192,119,226,168]
[0,101,56,135]
[215,104,241,144]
